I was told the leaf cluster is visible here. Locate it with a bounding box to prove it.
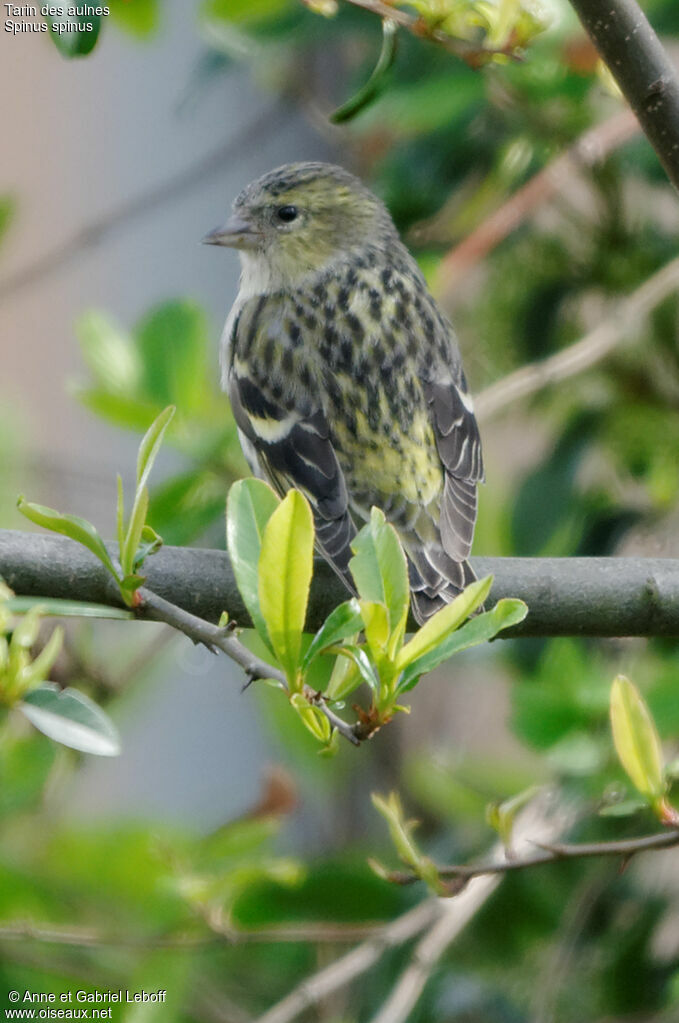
[0,582,119,756]
[227,478,526,748]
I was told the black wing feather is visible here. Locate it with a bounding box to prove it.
[230,374,357,585]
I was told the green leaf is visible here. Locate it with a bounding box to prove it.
[21,627,63,691]
[302,599,364,671]
[116,474,125,552]
[290,692,331,743]
[610,675,666,808]
[119,575,146,602]
[330,644,379,695]
[17,497,119,582]
[226,478,280,641]
[121,486,149,579]
[324,651,362,702]
[48,12,102,57]
[19,684,120,756]
[199,815,280,866]
[9,605,43,651]
[75,388,162,433]
[361,71,484,136]
[397,576,493,671]
[0,734,56,819]
[147,469,228,547]
[397,598,528,692]
[136,405,176,493]
[135,301,210,411]
[360,600,390,660]
[132,524,163,571]
[372,792,443,893]
[350,508,409,653]
[598,797,648,818]
[331,17,398,124]
[108,0,159,37]
[0,194,17,248]
[259,491,314,685]
[203,0,293,25]
[485,785,540,849]
[76,310,141,397]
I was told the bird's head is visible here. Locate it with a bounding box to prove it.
[203,162,396,292]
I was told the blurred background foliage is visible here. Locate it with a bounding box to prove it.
[3,0,679,1019]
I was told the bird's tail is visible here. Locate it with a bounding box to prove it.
[408,544,478,626]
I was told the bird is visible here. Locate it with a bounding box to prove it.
[204,162,483,625]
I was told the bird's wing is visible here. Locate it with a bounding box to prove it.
[228,366,357,587]
[423,374,484,563]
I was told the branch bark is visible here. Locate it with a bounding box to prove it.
[568,0,679,192]
[2,530,679,637]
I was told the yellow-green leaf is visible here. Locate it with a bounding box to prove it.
[350,507,409,652]
[610,675,665,807]
[396,575,493,671]
[258,491,314,686]
[226,478,280,644]
[290,692,331,743]
[17,497,119,582]
[360,599,390,659]
[136,404,175,492]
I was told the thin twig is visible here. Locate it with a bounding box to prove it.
[0,922,221,949]
[530,872,610,1023]
[203,904,392,944]
[253,900,441,1023]
[475,255,679,420]
[197,984,254,1023]
[255,793,569,1023]
[369,879,499,1023]
[383,828,679,888]
[0,918,387,949]
[136,587,364,747]
[366,793,569,1023]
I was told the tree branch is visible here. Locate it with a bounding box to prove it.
[366,881,499,1023]
[475,254,679,420]
[568,0,679,192]
[252,900,441,1023]
[382,828,679,889]
[0,918,385,949]
[257,792,568,1023]
[136,587,364,746]
[2,530,679,637]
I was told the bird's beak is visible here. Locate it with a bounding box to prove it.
[202,213,260,250]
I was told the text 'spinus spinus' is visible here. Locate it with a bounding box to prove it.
[205,162,484,624]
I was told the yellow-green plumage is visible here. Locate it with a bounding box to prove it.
[205,162,483,623]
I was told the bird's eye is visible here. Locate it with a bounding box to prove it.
[276,205,299,223]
